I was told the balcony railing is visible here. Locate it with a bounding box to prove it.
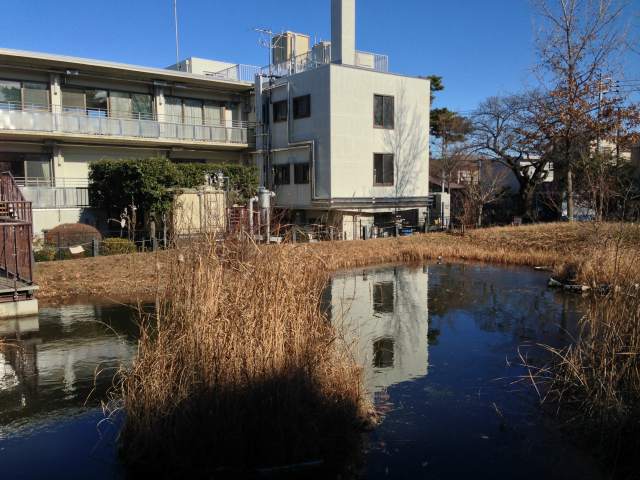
[0,102,254,146]
[13,177,90,209]
[258,47,390,78]
[205,64,261,82]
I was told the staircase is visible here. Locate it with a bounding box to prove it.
[0,172,37,306]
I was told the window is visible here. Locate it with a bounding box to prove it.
[294,163,310,184]
[373,281,394,313]
[183,99,204,125]
[273,100,288,123]
[273,165,290,185]
[204,101,224,126]
[373,338,395,368]
[0,80,49,111]
[373,153,394,186]
[85,89,108,117]
[293,95,311,119]
[374,94,394,129]
[23,82,49,110]
[61,88,86,113]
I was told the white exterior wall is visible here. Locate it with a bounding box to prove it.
[264,64,430,211]
[329,65,430,200]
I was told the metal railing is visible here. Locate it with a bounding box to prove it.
[0,102,253,145]
[205,64,261,82]
[0,173,34,285]
[259,47,390,78]
[14,177,89,188]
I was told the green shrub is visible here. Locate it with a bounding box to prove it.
[34,246,57,262]
[100,238,137,256]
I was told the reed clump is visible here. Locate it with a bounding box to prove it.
[116,239,368,476]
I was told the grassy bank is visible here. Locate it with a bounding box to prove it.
[113,240,369,476]
[35,222,640,302]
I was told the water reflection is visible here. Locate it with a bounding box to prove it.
[330,267,429,399]
[0,305,138,429]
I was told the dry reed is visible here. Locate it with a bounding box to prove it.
[114,238,368,476]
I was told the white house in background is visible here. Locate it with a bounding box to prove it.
[0,0,430,239]
[255,0,431,238]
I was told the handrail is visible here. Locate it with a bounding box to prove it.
[0,101,255,129]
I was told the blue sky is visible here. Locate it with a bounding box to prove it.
[1,0,638,112]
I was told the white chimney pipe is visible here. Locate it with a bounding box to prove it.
[331,0,356,65]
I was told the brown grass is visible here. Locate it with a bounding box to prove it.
[36,222,640,303]
[113,239,369,476]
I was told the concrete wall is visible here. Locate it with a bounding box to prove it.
[329,65,430,200]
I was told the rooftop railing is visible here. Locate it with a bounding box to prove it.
[0,102,254,146]
[204,64,261,83]
[259,47,390,78]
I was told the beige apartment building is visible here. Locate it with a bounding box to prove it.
[0,0,430,239]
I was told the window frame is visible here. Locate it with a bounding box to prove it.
[272,100,288,123]
[273,164,291,186]
[373,153,395,187]
[293,163,310,184]
[373,94,394,129]
[293,95,311,119]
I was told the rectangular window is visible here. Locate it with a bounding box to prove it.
[61,88,86,113]
[85,89,108,117]
[294,163,310,184]
[165,96,183,123]
[183,99,203,125]
[110,91,133,118]
[374,94,394,129]
[293,95,311,119]
[274,165,291,186]
[132,93,153,120]
[0,80,22,109]
[273,100,288,123]
[373,153,394,186]
[373,282,394,313]
[204,101,224,126]
[23,82,49,110]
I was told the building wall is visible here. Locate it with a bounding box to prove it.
[329,65,430,200]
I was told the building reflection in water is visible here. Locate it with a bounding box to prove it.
[328,266,429,401]
[0,305,138,427]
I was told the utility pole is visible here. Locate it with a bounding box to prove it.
[173,0,180,69]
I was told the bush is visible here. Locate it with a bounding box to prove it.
[34,246,57,262]
[100,238,137,256]
[44,223,102,247]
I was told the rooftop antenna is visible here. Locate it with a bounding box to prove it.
[173,0,180,69]
[254,27,287,77]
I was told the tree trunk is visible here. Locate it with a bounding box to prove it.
[567,166,575,222]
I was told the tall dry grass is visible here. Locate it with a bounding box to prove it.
[115,239,368,476]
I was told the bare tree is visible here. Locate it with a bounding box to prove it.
[459,161,510,227]
[532,0,632,221]
[471,93,553,220]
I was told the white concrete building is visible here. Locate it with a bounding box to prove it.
[255,0,431,237]
[0,0,430,239]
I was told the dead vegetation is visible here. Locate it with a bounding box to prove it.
[36,222,640,303]
[111,239,369,476]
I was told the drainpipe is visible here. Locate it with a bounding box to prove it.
[248,195,258,236]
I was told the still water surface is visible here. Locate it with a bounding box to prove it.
[0,263,602,479]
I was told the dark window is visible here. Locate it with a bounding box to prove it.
[85,90,108,117]
[294,163,310,184]
[293,95,311,119]
[273,100,288,123]
[274,165,290,185]
[374,94,394,129]
[373,281,394,313]
[373,154,394,186]
[373,338,395,368]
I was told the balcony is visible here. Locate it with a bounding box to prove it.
[204,64,261,83]
[15,177,89,209]
[0,102,254,147]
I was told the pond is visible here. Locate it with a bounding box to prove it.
[0,263,603,479]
